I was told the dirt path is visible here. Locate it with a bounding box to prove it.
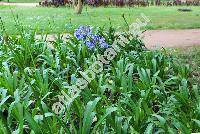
[35,29,200,49]
[143,29,200,49]
[0,2,38,7]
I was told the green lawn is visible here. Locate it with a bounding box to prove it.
[176,47,200,82]
[1,6,200,34]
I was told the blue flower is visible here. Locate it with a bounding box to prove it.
[74,25,109,49]
[99,37,109,48]
[92,35,101,41]
[100,42,109,48]
[86,41,95,49]
[74,25,93,40]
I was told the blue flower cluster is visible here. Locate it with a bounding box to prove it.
[74,26,109,49]
[74,26,93,40]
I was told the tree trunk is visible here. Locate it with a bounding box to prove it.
[73,0,83,14]
[155,0,160,5]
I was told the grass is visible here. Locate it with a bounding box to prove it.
[175,47,200,82]
[0,6,200,34]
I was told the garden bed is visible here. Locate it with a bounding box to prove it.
[0,25,200,133]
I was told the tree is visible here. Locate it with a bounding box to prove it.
[73,0,83,14]
[155,0,160,5]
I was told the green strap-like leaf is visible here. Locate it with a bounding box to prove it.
[24,110,43,134]
[91,107,117,134]
[82,97,101,134]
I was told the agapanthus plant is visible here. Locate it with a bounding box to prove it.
[74,25,109,49]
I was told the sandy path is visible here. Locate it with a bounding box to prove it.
[0,2,38,7]
[143,29,200,49]
[35,29,200,49]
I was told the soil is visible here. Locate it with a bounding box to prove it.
[142,29,200,49]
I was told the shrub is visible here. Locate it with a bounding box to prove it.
[39,0,65,7]
[0,25,200,133]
